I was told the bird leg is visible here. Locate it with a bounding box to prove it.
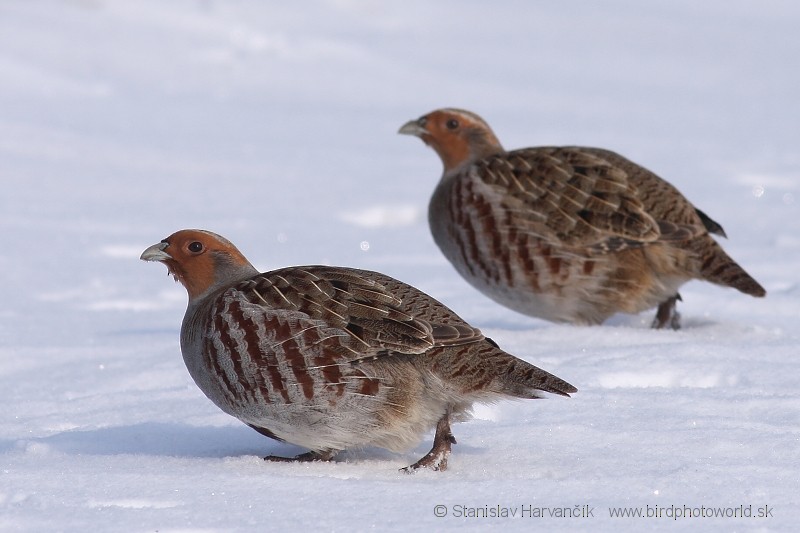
[401,413,457,473]
[651,293,682,330]
[264,450,337,463]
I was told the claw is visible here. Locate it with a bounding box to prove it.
[401,413,456,473]
[652,294,682,330]
[264,450,336,463]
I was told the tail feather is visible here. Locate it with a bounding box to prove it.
[694,208,727,238]
[488,346,577,399]
[436,340,577,400]
[694,237,766,297]
[502,359,577,399]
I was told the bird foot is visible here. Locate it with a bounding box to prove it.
[651,294,682,330]
[401,414,456,473]
[264,450,336,463]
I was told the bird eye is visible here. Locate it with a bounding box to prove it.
[445,118,459,130]
[188,241,203,253]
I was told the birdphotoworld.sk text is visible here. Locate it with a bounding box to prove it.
[432,503,774,520]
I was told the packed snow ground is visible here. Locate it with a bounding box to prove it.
[1,1,798,531]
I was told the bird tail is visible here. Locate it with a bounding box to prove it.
[480,339,577,399]
[495,356,577,399]
[692,237,766,297]
[431,339,576,400]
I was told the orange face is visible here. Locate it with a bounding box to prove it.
[399,108,503,172]
[141,229,252,300]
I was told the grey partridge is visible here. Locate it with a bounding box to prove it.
[399,108,766,328]
[141,229,576,471]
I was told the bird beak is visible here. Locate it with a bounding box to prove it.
[140,241,171,262]
[398,118,428,137]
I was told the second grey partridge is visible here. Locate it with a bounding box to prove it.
[141,229,576,472]
[399,108,766,328]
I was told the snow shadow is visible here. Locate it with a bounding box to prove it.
[35,422,278,458]
[2,423,484,466]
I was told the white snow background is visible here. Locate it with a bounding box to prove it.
[1,1,798,531]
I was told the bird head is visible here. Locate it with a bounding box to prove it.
[398,108,504,175]
[141,229,258,301]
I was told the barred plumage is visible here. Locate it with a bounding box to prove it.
[399,108,766,328]
[141,229,576,471]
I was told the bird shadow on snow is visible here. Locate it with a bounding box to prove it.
[13,423,456,466]
[476,312,718,333]
[26,423,281,459]
[602,313,718,330]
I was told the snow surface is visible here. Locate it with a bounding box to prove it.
[1,1,798,531]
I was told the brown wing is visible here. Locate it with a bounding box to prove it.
[233,266,484,359]
[209,268,570,408]
[472,146,708,252]
[578,147,714,240]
